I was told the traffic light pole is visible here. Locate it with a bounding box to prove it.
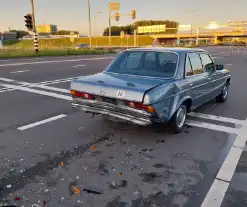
[30,0,38,53]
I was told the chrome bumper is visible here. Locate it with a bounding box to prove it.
[71,99,153,126]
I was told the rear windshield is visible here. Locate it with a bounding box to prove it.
[105,51,178,78]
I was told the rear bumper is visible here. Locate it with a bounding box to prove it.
[71,99,153,126]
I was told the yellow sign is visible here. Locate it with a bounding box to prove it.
[137,25,166,34]
[109,2,120,11]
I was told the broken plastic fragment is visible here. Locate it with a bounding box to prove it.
[6,184,11,188]
[90,144,96,152]
[72,186,81,195]
[60,162,64,167]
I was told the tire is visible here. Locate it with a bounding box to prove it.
[168,104,187,134]
[216,82,229,103]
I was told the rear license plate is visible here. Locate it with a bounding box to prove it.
[103,97,116,104]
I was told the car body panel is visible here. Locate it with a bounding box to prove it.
[70,47,231,126]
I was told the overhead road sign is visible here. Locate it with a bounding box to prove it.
[109,2,120,11]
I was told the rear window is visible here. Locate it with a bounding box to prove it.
[105,51,178,78]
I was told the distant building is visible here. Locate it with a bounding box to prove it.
[2,31,17,41]
[36,24,58,34]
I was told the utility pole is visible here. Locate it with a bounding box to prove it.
[108,5,112,47]
[30,0,38,53]
[88,0,92,48]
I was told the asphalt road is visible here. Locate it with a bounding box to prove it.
[0,47,247,207]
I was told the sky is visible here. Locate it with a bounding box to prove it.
[0,0,247,35]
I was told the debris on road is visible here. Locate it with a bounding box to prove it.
[90,144,96,152]
[83,188,102,195]
[109,180,128,189]
[71,186,81,195]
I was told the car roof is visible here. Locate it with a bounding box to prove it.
[125,47,207,53]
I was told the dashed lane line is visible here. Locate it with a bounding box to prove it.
[73,64,86,68]
[10,70,30,74]
[17,114,67,131]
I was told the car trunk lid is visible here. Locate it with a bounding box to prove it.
[70,72,170,102]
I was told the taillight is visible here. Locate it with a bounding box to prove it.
[126,101,155,113]
[70,90,94,100]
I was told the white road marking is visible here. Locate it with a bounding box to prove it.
[0,83,72,101]
[10,70,30,74]
[233,126,247,148]
[0,77,15,82]
[37,77,78,85]
[186,120,238,134]
[0,57,114,67]
[216,147,243,182]
[202,118,247,207]
[73,64,86,68]
[188,112,245,126]
[30,85,69,93]
[17,114,67,131]
[201,179,229,207]
[0,88,15,93]
[225,64,233,66]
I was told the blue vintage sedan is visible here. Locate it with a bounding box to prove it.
[70,47,231,133]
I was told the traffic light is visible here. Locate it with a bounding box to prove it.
[115,12,120,21]
[132,10,136,20]
[24,13,33,31]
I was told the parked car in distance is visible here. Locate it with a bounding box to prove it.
[75,43,89,49]
[70,47,231,133]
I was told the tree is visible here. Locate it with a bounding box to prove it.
[103,20,179,36]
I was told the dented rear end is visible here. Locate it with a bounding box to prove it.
[70,73,166,125]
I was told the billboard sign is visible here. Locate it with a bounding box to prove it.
[137,25,166,34]
[178,24,192,31]
[228,21,247,27]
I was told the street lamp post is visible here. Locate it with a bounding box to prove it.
[88,0,92,48]
[93,12,102,37]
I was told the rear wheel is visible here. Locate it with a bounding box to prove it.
[168,104,187,134]
[216,82,229,103]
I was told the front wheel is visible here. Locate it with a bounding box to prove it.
[168,104,187,134]
[216,83,229,103]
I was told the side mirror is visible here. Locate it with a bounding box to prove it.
[216,64,224,71]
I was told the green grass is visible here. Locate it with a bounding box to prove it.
[3,36,154,49]
[0,49,115,58]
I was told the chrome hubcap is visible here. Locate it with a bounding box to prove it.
[222,85,228,99]
[176,105,186,128]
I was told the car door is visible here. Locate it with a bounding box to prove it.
[199,53,218,98]
[187,52,211,107]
